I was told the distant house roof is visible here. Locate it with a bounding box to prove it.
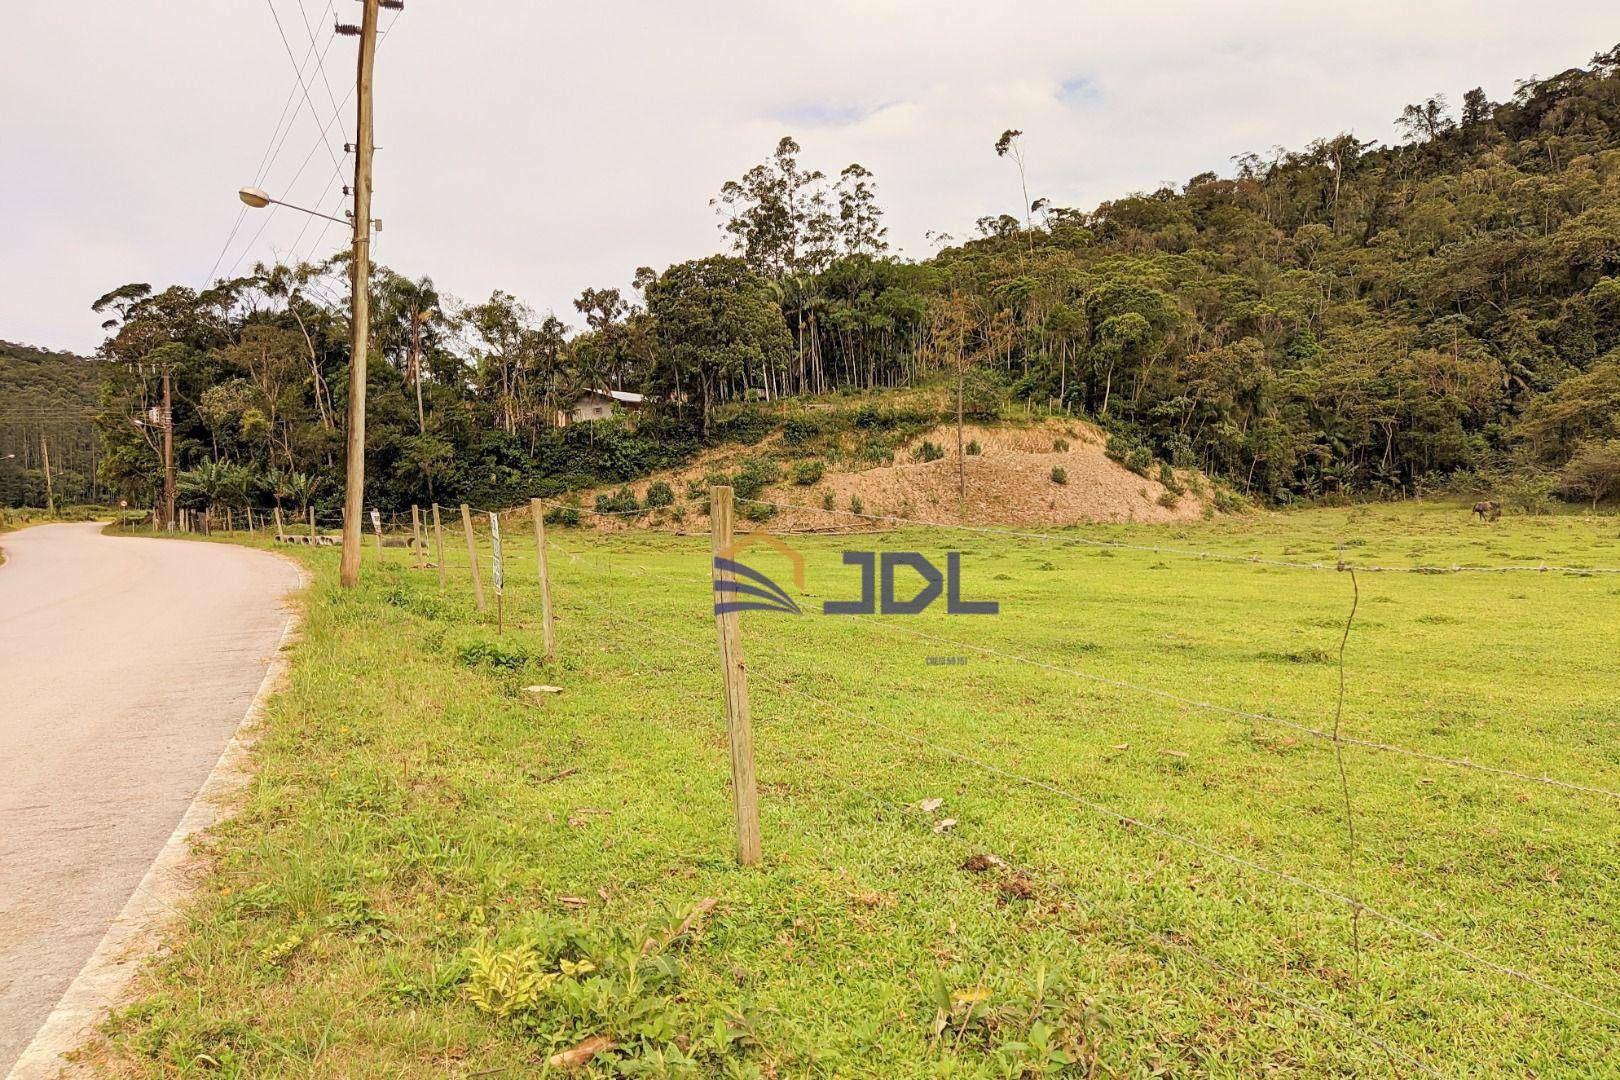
[583,388,646,405]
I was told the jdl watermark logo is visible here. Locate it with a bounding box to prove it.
[714,535,998,617]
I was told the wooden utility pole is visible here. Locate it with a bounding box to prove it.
[162,364,176,529]
[40,435,54,515]
[460,503,485,612]
[709,486,761,865]
[431,503,446,589]
[309,506,317,544]
[273,506,285,542]
[530,498,555,659]
[338,0,381,589]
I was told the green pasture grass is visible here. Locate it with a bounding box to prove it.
[92,503,1620,1077]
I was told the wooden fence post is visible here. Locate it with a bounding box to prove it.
[709,485,761,865]
[371,508,384,559]
[530,498,555,660]
[273,506,284,541]
[461,503,486,612]
[309,506,317,544]
[431,503,446,589]
[411,504,424,569]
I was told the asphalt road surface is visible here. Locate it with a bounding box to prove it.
[0,523,299,1074]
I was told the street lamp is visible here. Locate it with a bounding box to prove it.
[237,186,349,225]
[238,176,371,588]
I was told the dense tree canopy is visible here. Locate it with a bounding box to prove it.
[27,43,1620,512]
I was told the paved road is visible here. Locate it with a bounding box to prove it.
[0,523,299,1074]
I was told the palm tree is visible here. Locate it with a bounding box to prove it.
[177,460,229,531]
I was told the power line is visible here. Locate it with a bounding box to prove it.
[224,7,400,280]
[201,13,343,287]
[264,0,343,174]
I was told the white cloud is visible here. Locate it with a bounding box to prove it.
[1,1,1614,353]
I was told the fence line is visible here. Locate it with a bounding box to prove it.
[732,496,1620,575]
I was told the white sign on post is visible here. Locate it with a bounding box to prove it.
[370,508,382,535]
[488,512,504,594]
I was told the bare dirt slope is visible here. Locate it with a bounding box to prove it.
[570,418,1207,532]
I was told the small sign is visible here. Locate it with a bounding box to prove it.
[370,508,382,536]
[489,512,504,593]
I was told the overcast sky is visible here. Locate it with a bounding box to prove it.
[2,2,1615,355]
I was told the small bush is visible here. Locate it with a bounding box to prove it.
[913,440,945,463]
[1156,491,1180,509]
[1124,447,1153,478]
[1052,438,1069,452]
[821,490,835,511]
[849,494,865,517]
[1499,474,1558,516]
[643,480,674,509]
[1158,462,1184,494]
[594,486,639,515]
[966,439,982,456]
[686,478,707,500]
[1212,487,1252,514]
[456,639,535,672]
[730,457,782,501]
[1050,466,1068,485]
[543,505,582,528]
[1559,439,1620,508]
[793,460,825,486]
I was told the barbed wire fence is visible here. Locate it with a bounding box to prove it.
[115,485,1620,1067]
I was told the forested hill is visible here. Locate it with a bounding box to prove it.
[80,43,1620,515]
[0,341,106,505]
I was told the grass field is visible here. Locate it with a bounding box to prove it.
[90,503,1620,1077]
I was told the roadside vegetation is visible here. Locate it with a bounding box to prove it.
[86,503,1620,1076]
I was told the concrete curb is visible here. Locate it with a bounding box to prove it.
[5,543,311,1080]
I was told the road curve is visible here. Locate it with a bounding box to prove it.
[0,523,300,1074]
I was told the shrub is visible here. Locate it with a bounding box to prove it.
[456,638,535,671]
[1158,462,1184,494]
[1211,487,1252,514]
[543,505,582,528]
[913,440,945,463]
[966,439,982,456]
[1156,491,1181,509]
[1558,439,1620,508]
[781,414,827,446]
[959,367,1003,420]
[739,500,778,523]
[1124,447,1153,477]
[821,490,835,511]
[643,479,674,509]
[849,494,865,517]
[1052,438,1069,452]
[594,486,640,515]
[1050,466,1068,485]
[792,460,825,486]
[1498,473,1558,515]
[730,457,782,501]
